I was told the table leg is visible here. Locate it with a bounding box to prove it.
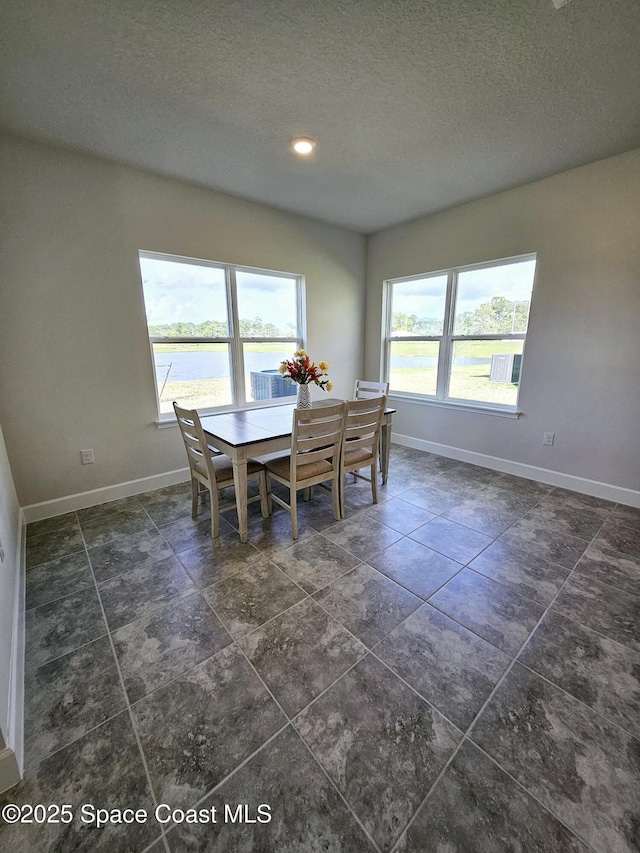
[233,458,249,543]
[381,420,392,485]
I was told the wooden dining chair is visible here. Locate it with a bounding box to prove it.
[340,395,386,517]
[264,402,347,539]
[353,379,390,400]
[173,402,270,538]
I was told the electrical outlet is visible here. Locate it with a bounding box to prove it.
[81,449,95,464]
[543,432,555,446]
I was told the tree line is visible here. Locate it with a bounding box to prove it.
[148,317,297,338]
[392,296,530,336]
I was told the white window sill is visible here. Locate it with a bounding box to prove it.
[388,392,522,419]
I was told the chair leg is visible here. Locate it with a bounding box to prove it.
[191,478,199,518]
[290,488,299,540]
[210,487,220,539]
[337,471,345,520]
[258,469,270,518]
[371,461,379,505]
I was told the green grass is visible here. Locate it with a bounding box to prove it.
[153,342,294,354]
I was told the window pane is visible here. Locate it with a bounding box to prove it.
[243,343,299,402]
[453,258,536,335]
[153,343,232,413]
[140,256,229,337]
[449,340,524,407]
[389,341,439,396]
[391,275,448,336]
[236,272,298,337]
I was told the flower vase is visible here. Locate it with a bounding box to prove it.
[297,383,312,410]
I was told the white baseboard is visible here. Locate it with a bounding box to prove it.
[22,468,190,523]
[392,434,640,508]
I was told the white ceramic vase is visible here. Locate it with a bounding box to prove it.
[297,382,312,409]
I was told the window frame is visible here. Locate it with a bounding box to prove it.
[383,253,536,415]
[139,250,306,420]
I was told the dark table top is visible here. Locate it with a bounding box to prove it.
[199,398,395,449]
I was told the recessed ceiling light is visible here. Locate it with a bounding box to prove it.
[291,137,316,156]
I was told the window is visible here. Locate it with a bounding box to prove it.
[384,254,536,412]
[138,251,304,416]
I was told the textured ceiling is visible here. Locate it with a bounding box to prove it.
[1,0,639,233]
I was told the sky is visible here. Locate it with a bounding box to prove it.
[139,255,298,327]
[392,258,537,321]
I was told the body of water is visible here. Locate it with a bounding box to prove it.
[154,351,491,382]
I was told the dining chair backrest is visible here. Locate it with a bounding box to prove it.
[290,401,347,475]
[353,379,390,400]
[343,395,387,456]
[173,403,217,487]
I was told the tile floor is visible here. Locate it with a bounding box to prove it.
[2,445,640,852]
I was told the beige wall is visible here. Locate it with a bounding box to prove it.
[366,149,640,492]
[0,132,366,506]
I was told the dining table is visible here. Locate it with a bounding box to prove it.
[199,397,396,542]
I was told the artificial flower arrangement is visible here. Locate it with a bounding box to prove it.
[278,349,333,392]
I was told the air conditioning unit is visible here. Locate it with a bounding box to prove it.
[489,353,522,383]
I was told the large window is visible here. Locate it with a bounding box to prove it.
[384,254,536,411]
[139,251,304,416]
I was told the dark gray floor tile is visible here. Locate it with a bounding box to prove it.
[469,539,571,606]
[520,611,640,739]
[314,564,422,647]
[321,515,403,561]
[398,739,589,853]
[524,499,612,541]
[547,488,615,512]
[573,541,640,597]
[165,726,377,852]
[203,559,306,638]
[80,507,158,550]
[368,537,462,599]
[176,535,265,587]
[112,592,231,703]
[270,534,361,593]
[295,654,460,850]
[245,508,315,556]
[376,604,510,730]
[88,530,174,583]
[135,482,192,527]
[0,712,156,853]
[552,574,640,653]
[341,477,390,515]
[443,498,520,537]
[429,569,545,655]
[24,635,126,767]
[26,551,94,609]
[410,517,493,565]
[478,483,545,516]
[402,483,467,514]
[471,663,640,853]
[611,503,640,531]
[26,586,107,669]
[293,489,343,532]
[363,496,435,534]
[98,555,196,631]
[488,473,554,501]
[132,645,286,808]
[238,597,366,717]
[594,517,640,558]
[25,526,85,569]
[76,496,145,524]
[157,513,233,553]
[499,517,589,569]
[26,512,78,540]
